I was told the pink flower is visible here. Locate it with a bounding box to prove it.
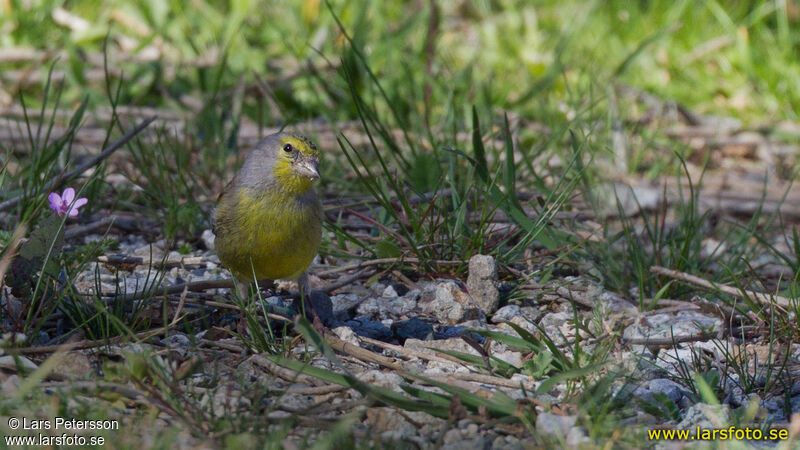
[48,187,88,217]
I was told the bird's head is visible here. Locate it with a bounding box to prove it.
[267,133,320,194]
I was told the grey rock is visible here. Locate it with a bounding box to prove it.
[520,306,542,321]
[624,311,722,343]
[536,412,577,438]
[537,312,572,345]
[332,326,359,345]
[493,351,522,367]
[1,375,21,396]
[332,293,363,320]
[382,285,398,298]
[262,296,289,307]
[365,408,433,441]
[355,297,380,318]
[762,397,783,414]
[539,311,571,331]
[647,378,687,403]
[496,316,538,338]
[790,396,800,414]
[162,333,191,348]
[404,289,421,301]
[467,254,500,314]
[597,290,637,315]
[200,229,215,250]
[0,355,37,372]
[677,403,730,430]
[386,297,416,316]
[358,370,404,392]
[275,393,313,412]
[55,352,94,379]
[443,429,463,445]
[725,385,751,408]
[419,281,483,324]
[442,436,489,450]
[460,319,488,329]
[566,426,590,446]
[492,305,521,324]
[492,435,522,450]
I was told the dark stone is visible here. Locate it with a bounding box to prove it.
[293,290,335,327]
[392,318,433,342]
[434,326,485,343]
[391,282,410,297]
[345,318,392,340]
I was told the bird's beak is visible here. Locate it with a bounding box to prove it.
[294,157,320,180]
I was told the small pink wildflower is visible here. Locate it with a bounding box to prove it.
[48,187,88,217]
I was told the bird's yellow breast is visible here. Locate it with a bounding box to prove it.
[214,188,322,282]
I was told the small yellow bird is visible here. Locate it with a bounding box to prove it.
[213,132,322,300]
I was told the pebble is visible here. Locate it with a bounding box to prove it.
[535,412,576,438]
[200,229,215,250]
[491,305,521,323]
[382,285,398,298]
[677,403,730,430]
[647,378,687,403]
[332,326,359,345]
[419,281,483,324]
[467,254,500,314]
[345,319,392,340]
[331,293,362,320]
[0,355,38,372]
[55,352,94,379]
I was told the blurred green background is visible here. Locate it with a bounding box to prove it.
[3,0,799,124]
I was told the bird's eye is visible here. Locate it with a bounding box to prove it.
[283,144,293,153]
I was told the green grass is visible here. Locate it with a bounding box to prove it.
[2,0,800,448]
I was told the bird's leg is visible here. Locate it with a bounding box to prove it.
[230,278,253,338]
[296,272,325,334]
[232,278,250,301]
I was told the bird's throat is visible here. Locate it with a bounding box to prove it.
[272,161,313,194]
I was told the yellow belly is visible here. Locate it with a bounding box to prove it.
[214,189,322,282]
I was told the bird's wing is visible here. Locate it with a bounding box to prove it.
[212,177,238,236]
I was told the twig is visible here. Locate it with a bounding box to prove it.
[426,372,538,392]
[285,384,348,395]
[0,116,157,212]
[110,279,234,303]
[198,338,244,353]
[6,329,161,354]
[623,331,720,347]
[64,216,116,239]
[249,354,326,386]
[295,335,538,392]
[316,257,460,277]
[108,273,368,305]
[650,266,792,308]
[321,269,373,294]
[41,381,147,402]
[359,336,468,367]
[325,337,406,372]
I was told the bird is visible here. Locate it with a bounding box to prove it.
[213,132,323,323]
